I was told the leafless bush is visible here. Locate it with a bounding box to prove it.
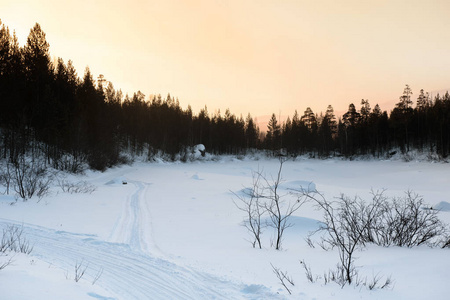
[441,233,450,248]
[365,273,394,290]
[264,157,304,250]
[0,224,33,271]
[233,169,266,249]
[74,260,89,282]
[299,190,374,285]
[53,154,86,174]
[300,260,317,283]
[306,263,393,290]
[0,162,13,195]
[297,190,396,286]
[12,156,53,200]
[56,177,96,194]
[363,191,447,247]
[234,157,304,250]
[305,236,315,248]
[296,188,447,287]
[1,225,33,255]
[92,267,103,285]
[0,256,13,271]
[271,263,294,295]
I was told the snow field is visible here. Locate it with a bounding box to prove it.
[1,158,449,299]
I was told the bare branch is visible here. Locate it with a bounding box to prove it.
[271,263,294,295]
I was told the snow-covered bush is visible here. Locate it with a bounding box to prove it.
[179,144,207,162]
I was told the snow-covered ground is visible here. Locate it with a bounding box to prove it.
[1,157,449,299]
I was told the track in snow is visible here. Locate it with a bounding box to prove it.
[0,178,280,299]
[108,179,162,256]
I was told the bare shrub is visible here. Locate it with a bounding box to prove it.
[56,176,96,194]
[74,260,89,282]
[306,263,393,290]
[297,188,447,287]
[0,224,34,271]
[0,162,13,195]
[1,225,34,255]
[234,157,304,250]
[263,157,304,250]
[12,156,53,200]
[300,260,316,283]
[271,263,294,295]
[366,273,394,290]
[441,234,450,248]
[364,191,447,247]
[233,169,266,249]
[52,154,86,174]
[92,267,103,285]
[0,256,13,271]
[300,191,375,285]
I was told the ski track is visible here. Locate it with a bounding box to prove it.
[108,180,146,250]
[0,176,280,300]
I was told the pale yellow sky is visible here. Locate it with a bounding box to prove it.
[2,0,450,118]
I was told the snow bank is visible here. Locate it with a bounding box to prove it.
[434,201,450,212]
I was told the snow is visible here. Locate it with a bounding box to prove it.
[1,158,449,299]
[434,201,450,212]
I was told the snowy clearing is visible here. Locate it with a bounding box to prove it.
[1,158,449,299]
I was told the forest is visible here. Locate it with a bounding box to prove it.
[1,21,450,171]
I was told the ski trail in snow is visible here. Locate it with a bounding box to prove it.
[129,181,144,250]
[108,180,138,247]
[0,219,279,300]
[0,175,281,299]
[108,179,162,256]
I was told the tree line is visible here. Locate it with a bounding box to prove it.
[0,21,259,171]
[1,21,449,172]
[265,84,450,158]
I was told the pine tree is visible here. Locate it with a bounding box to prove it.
[245,113,259,149]
[266,113,281,152]
[325,105,338,135]
[23,23,54,133]
[391,85,414,152]
[397,84,413,111]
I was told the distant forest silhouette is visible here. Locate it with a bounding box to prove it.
[1,22,450,170]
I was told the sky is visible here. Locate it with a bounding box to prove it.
[2,0,450,120]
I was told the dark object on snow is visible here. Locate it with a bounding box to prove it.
[122,181,127,185]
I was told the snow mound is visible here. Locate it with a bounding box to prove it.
[191,144,206,159]
[190,173,204,180]
[105,176,128,185]
[241,284,273,295]
[434,201,450,212]
[194,144,205,152]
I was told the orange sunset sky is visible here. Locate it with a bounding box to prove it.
[2,0,450,119]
